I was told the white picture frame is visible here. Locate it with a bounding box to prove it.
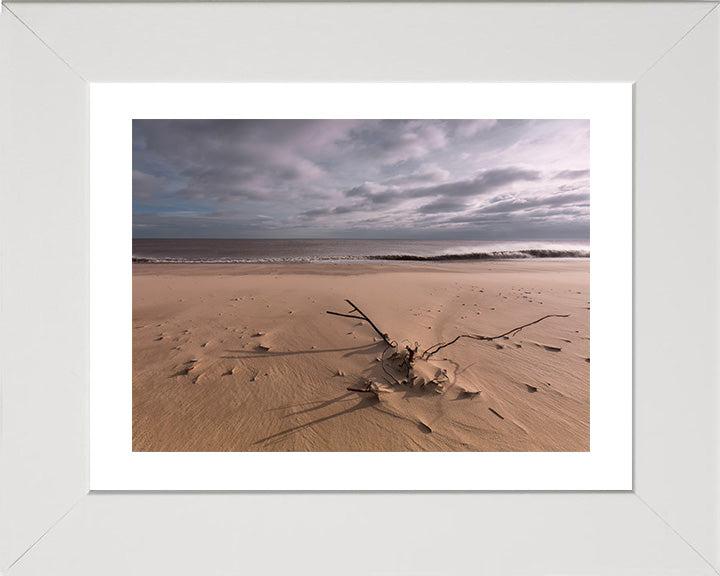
[1,2,718,574]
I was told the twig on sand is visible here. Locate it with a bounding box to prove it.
[422,314,569,360]
[326,299,393,346]
[346,386,376,393]
[489,407,505,420]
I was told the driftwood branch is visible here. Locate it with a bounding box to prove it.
[327,300,570,399]
[347,386,376,393]
[422,314,570,360]
[327,299,393,346]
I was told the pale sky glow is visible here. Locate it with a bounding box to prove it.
[132,119,590,239]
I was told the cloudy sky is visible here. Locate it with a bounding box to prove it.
[133,119,589,239]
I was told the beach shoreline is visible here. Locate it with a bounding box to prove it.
[133,259,590,452]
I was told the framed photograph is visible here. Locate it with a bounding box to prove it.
[91,83,631,490]
[2,2,718,574]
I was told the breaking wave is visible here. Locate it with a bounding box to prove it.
[132,248,588,264]
[367,249,590,261]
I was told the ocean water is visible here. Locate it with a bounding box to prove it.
[132,238,589,264]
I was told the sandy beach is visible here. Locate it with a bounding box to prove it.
[133,260,589,452]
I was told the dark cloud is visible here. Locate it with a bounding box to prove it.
[133,119,589,239]
[133,170,166,201]
[434,212,590,241]
[300,203,365,219]
[342,120,448,165]
[299,207,331,218]
[345,182,387,198]
[134,119,356,203]
[341,168,541,210]
[404,167,541,199]
[554,169,591,180]
[558,183,588,193]
[477,191,590,215]
[419,199,469,214]
[342,182,397,207]
[451,119,498,138]
[383,163,450,186]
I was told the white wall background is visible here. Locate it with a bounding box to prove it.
[1,3,718,574]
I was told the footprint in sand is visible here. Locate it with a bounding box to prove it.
[173,359,198,377]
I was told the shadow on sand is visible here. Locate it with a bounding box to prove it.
[254,393,378,448]
[221,341,385,361]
